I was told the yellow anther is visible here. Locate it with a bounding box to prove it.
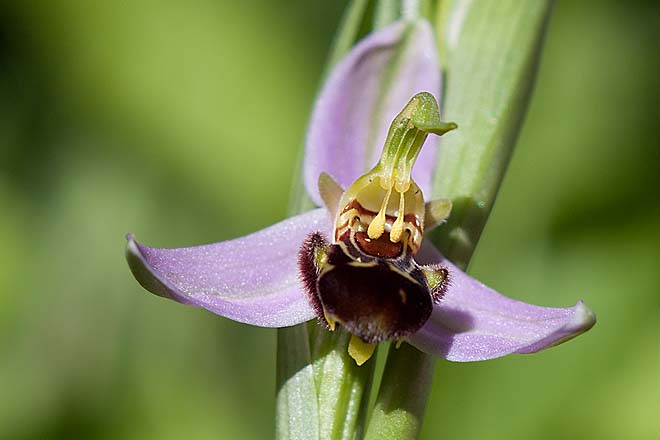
[348,334,377,366]
[367,210,386,239]
[367,186,392,239]
[389,190,406,243]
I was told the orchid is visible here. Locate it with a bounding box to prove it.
[125,19,595,368]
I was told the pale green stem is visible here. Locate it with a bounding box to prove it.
[363,344,435,440]
[325,0,371,79]
[373,0,401,29]
[401,0,420,20]
[276,326,319,440]
[309,324,376,440]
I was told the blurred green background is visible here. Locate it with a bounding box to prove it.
[0,1,658,439]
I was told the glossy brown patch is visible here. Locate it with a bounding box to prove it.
[403,213,422,231]
[354,231,403,258]
[340,199,364,215]
[337,200,423,252]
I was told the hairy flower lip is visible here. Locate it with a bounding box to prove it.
[299,229,440,344]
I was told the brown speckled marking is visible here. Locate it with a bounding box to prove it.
[354,231,403,258]
[335,200,423,255]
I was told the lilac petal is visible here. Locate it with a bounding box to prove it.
[304,19,441,206]
[126,209,332,327]
[409,243,596,361]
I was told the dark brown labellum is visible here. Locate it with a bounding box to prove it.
[299,231,447,343]
[318,245,433,343]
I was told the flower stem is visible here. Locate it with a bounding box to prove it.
[276,325,319,440]
[363,343,435,440]
[309,324,376,440]
[401,0,420,20]
[324,0,370,77]
[373,0,401,29]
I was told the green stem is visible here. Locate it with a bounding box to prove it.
[276,326,319,440]
[363,344,435,440]
[373,0,401,29]
[325,0,371,78]
[309,324,376,440]
[401,0,420,20]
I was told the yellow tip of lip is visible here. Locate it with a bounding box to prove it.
[348,335,377,366]
[323,309,337,331]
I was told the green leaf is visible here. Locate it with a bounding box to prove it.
[430,0,553,267]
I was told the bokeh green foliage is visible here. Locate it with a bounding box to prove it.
[0,1,658,439]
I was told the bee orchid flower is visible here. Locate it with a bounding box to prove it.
[126,20,595,366]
